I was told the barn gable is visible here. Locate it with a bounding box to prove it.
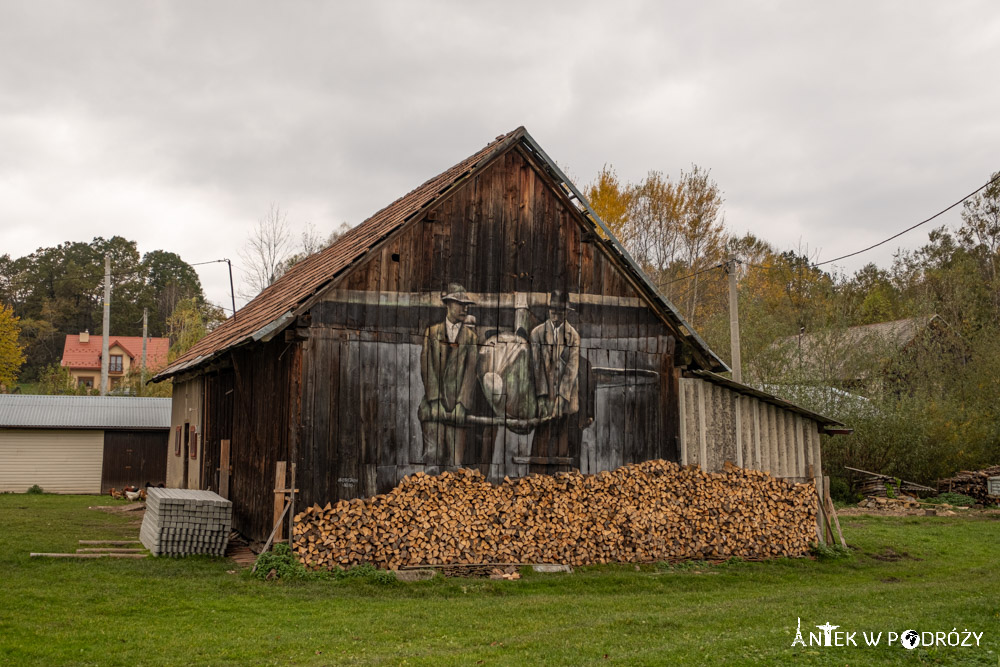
[292,134,702,507]
[154,128,725,382]
[158,128,843,542]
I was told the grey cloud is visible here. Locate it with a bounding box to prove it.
[1,1,998,308]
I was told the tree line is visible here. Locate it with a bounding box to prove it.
[0,236,223,392]
[588,166,1000,490]
[1,171,996,487]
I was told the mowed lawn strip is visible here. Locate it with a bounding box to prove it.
[1,495,997,666]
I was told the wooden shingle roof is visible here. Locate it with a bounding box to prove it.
[155,127,726,381]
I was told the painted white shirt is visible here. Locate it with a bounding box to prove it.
[446,319,462,343]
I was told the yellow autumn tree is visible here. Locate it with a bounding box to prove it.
[584,165,633,244]
[0,303,26,389]
[586,164,728,327]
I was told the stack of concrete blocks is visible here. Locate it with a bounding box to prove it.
[140,488,232,557]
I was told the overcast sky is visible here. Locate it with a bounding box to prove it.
[2,1,998,312]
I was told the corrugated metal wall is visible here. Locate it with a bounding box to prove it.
[0,429,104,493]
[678,377,823,481]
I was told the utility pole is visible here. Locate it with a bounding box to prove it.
[225,258,236,321]
[141,307,148,391]
[727,254,742,383]
[100,255,111,395]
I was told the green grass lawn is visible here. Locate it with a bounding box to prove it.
[1,494,997,666]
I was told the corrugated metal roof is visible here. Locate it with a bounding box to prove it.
[0,395,171,430]
[780,315,941,353]
[153,126,727,381]
[772,314,952,382]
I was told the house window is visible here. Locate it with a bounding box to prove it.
[78,376,94,389]
[109,354,123,373]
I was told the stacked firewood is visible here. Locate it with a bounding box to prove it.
[937,465,1000,504]
[292,460,818,570]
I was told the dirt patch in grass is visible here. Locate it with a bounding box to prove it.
[89,502,146,515]
[869,546,922,562]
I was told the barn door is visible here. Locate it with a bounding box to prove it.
[101,431,168,492]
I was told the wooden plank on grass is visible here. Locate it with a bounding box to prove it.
[31,553,147,559]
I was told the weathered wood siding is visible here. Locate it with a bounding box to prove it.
[201,370,235,495]
[228,339,299,539]
[192,338,299,540]
[678,377,824,483]
[298,145,681,512]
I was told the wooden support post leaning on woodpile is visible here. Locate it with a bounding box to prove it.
[254,461,301,572]
[292,459,820,570]
[273,461,287,542]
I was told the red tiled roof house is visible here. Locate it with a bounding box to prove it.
[61,331,169,390]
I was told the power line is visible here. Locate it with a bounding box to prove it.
[665,263,727,304]
[812,172,1000,268]
[744,172,1000,273]
[657,262,726,288]
[2,257,237,289]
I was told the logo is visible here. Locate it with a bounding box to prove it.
[790,618,983,650]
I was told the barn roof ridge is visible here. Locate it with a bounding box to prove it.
[154,127,726,381]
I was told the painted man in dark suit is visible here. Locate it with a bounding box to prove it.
[419,283,479,466]
[529,290,582,472]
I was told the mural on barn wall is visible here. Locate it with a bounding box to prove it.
[417,283,590,476]
[298,145,682,501]
[308,283,676,488]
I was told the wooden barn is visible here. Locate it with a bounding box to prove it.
[153,128,846,542]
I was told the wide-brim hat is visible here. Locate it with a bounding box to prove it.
[548,289,575,311]
[441,283,476,305]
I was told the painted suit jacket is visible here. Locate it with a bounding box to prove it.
[529,319,580,415]
[420,320,479,414]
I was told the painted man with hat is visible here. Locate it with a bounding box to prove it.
[419,283,479,466]
[529,289,582,472]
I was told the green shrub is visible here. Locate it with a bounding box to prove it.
[252,543,323,581]
[251,544,396,584]
[925,492,976,507]
[810,542,852,560]
[26,485,44,495]
[829,476,860,504]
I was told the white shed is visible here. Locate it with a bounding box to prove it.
[0,395,171,493]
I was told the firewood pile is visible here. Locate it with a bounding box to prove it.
[292,460,818,570]
[936,465,1000,504]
